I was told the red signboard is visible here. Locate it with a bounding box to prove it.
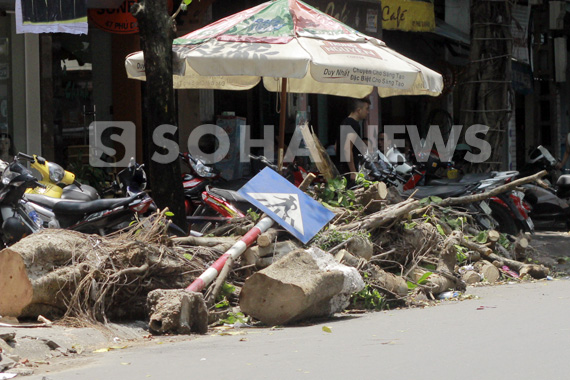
[89,0,173,34]
[89,0,139,34]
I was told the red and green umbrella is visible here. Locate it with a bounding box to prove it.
[126,0,443,165]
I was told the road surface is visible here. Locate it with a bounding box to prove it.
[32,278,570,380]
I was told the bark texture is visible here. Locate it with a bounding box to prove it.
[460,0,513,171]
[131,1,187,229]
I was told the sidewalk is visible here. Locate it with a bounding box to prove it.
[0,321,150,377]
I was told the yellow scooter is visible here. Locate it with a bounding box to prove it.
[18,153,99,200]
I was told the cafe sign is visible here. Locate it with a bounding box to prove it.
[381,0,435,32]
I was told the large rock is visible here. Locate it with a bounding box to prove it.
[239,247,364,325]
[146,289,208,335]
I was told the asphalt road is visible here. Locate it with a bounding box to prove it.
[32,278,570,380]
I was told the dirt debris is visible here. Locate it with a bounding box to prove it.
[0,173,560,338]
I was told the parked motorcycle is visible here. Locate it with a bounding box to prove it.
[359,151,498,231]
[0,158,44,245]
[179,152,252,233]
[23,158,185,236]
[361,148,533,235]
[16,152,99,201]
[516,145,570,229]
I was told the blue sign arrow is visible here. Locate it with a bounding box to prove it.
[238,167,335,244]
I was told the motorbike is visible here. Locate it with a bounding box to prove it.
[0,158,44,245]
[23,158,185,236]
[179,152,252,233]
[362,148,533,235]
[516,145,570,229]
[358,151,498,231]
[16,152,100,201]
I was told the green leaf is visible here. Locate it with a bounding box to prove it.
[404,221,417,230]
[322,326,332,333]
[165,211,174,217]
[436,224,445,236]
[183,0,192,5]
[214,299,229,309]
[221,282,236,296]
[419,197,430,205]
[475,231,488,244]
[407,281,417,290]
[183,253,193,261]
[416,272,432,285]
[429,196,443,204]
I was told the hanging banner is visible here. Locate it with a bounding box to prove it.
[16,0,88,35]
[512,4,530,65]
[381,0,435,32]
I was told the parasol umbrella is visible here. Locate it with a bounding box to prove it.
[125,0,443,168]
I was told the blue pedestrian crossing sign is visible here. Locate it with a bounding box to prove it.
[238,167,335,244]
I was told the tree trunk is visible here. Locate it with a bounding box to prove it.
[131,1,187,230]
[460,0,513,171]
[0,229,199,321]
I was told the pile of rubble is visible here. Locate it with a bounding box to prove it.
[0,173,554,336]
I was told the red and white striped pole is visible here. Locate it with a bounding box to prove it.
[185,216,274,293]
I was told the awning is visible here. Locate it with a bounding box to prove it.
[431,18,470,46]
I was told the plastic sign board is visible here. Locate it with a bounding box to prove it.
[238,167,335,244]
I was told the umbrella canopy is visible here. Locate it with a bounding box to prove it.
[125,0,443,98]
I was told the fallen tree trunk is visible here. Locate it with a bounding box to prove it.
[336,171,547,233]
[0,228,201,321]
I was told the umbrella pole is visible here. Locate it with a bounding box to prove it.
[277,78,287,171]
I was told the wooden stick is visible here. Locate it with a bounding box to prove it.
[172,236,238,247]
[206,256,234,307]
[256,228,280,248]
[439,170,547,207]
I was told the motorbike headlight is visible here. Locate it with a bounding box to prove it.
[2,168,18,185]
[192,160,217,178]
[48,162,65,183]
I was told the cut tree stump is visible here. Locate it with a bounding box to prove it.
[474,260,500,283]
[0,249,33,317]
[239,248,364,325]
[0,229,199,320]
[461,270,482,285]
[256,228,281,248]
[147,289,208,335]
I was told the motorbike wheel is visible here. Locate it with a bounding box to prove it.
[167,223,188,237]
[189,205,222,235]
[489,202,519,235]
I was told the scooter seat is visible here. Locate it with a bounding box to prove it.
[405,185,472,199]
[209,188,248,203]
[52,193,144,215]
[24,193,82,209]
[427,173,494,186]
